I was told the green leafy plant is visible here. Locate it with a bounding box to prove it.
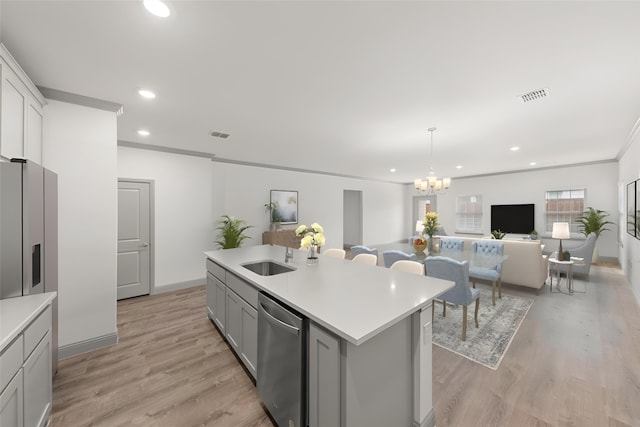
[264,202,282,223]
[529,229,538,240]
[575,207,613,238]
[215,215,252,249]
[491,229,505,240]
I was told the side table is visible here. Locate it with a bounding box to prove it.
[548,257,585,293]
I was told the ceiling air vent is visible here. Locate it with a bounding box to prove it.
[210,131,230,139]
[519,88,550,103]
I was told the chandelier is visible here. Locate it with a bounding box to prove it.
[414,127,451,195]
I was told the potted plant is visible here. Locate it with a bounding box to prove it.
[575,207,613,263]
[264,202,282,231]
[215,215,253,249]
[491,229,505,240]
[576,207,613,238]
[529,230,538,240]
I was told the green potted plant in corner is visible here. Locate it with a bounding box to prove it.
[529,230,538,240]
[575,207,613,263]
[215,215,253,249]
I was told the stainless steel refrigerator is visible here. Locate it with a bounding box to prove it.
[1,158,59,374]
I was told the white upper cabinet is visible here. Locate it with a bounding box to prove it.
[0,44,46,164]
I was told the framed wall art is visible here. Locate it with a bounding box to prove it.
[270,190,298,225]
[636,179,640,240]
[627,180,636,237]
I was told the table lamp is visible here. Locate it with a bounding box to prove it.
[552,222,570,261]
[416,220,423,235]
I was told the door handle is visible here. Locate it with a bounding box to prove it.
[141,242,150,247]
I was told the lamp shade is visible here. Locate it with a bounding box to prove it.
[416,220,423,233]
[552,222,570,239]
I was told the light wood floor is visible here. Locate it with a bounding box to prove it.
[51,264,640,426]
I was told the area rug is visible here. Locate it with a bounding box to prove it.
[432,288,533,370]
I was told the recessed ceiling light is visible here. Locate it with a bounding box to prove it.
[510,146,520,151]
[390,168,396,173]
[529,162,537,166]
[137,130,150,136]
[138,89,156,99]
[143,0,170,18]
[456,165,463,169]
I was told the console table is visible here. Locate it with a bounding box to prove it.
[262,230,299,249]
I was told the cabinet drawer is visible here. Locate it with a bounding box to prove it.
[24,306,51,360]
[226,273,258,309]
[0,335,24,393]
[206,259,226,282]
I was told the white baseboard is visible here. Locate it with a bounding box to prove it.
[152,278,204,294]
[59,332,119,360]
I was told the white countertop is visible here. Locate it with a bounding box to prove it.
[205,245,453,345]
[0,292,57,352]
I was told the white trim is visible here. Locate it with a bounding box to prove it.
[152,278,204,295]
[58,332,118,360]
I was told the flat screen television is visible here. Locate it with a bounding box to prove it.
[490,204,534,234]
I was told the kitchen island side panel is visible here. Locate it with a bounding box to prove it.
[342,314,414,427]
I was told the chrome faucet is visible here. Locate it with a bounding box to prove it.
[285,247,294,264]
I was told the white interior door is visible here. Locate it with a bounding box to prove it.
[343,190,362,248]
[413,196,437,235]
[117,180,151,300]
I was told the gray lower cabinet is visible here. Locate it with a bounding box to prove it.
[225,289,257,379]
[23,331,52,427]
[206,273,227,334]
[0,305,52,427]
[308,322,341,427]
[206,272,216,320]
[206,260,258,380]
[0,368,23,427]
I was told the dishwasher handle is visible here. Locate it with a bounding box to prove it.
[259,301,301,336]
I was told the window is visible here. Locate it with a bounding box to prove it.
[544,189,585,234]
[456,195,483,234]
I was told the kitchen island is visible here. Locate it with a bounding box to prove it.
[204,245,453,427]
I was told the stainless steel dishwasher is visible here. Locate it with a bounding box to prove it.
[257,292,307,427]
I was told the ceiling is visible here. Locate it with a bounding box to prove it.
[2,1,640,184]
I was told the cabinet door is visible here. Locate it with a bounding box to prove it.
[23,331,51,427]
[239,299,258,379]
[214,280,226,334]
[226,289,242,354]
[206,272,216,321]
[26,101,43,164]
[0,368,24,427]
[1,69,26,160]
[308,322,341,427]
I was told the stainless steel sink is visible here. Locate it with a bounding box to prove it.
[242,261,296,276]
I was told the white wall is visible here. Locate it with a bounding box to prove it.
[42,100,117,348]
[117,146,213,291]
[619,129,640,304]
[409,161,620,259]
[212,162,407,250]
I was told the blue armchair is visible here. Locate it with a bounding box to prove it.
[425,256,480,341]
[439,237,464,251]
[382,250,418,268]
[350,245,379,258]
[469,240,504,306]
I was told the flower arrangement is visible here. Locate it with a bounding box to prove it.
[422,212,439,237]
[295,223,326,249]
